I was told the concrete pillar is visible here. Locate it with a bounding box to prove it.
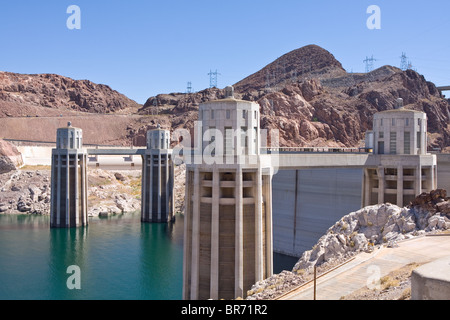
[210,170,220,299]
[377,167,385,204]
[397,165,403,207]
[415,165,422,196]
[157,153,161,221]
[255,166,263,282]
[235,167,244,299]
[434,165,438,190]
[363,168,371,207]
[430,165,436,190]
[264,172,273,278]
[190,167,200,300]
[182,169,193,300]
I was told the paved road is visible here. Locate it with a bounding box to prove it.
[279,235,450,300]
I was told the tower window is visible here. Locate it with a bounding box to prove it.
[390,132,397,154]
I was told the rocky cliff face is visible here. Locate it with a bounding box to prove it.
[0,139,22,174]
[234,44,347,94]
[246,189,450,300]
[0,72,141,117]
[1,45,449,150]
[256,67,450,149]
[138,45,450,151]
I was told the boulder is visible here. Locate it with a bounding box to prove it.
[0,156,16,174]
[293,200,450,275]
[114,172,127,182]
[17,200,31,212]
[436,201,450,215]
[28,185,42,202]
[324,235,345,261]
[430,189,447,202]
[351,233,368,251]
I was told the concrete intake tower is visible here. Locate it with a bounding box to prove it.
[183,86,274,300]
[50,122,88,228]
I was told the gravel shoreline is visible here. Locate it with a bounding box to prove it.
[0,165,186,217]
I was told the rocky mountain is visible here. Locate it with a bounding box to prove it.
[1,45,449,150]
[0,72,141,117]
[234,44,347,94]
[138,45,450,151]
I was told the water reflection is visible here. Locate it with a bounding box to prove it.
[138,215,184,300]
[48,227,88,299]
[0,213,296,300]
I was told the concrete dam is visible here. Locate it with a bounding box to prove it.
[38,86,449,300]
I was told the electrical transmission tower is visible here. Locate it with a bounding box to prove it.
[265,70,272,91]
[152,99,158,116]
[400,52,409,71]
[208,70,221,88]
[186,81,193,94]
[400,52,416,71]
[363,55,377,73]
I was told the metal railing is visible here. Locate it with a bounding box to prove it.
[261,147,373,154]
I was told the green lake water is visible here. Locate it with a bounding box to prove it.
[0,213,297,300]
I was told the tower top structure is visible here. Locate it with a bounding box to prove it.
[56,122,83,150]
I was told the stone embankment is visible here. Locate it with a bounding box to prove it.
[247,189,450,300]
[0,164,186,217]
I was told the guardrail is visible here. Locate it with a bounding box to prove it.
[262,147,373,154]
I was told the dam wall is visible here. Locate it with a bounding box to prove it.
[272,167,363,258]
[437,154,450,191]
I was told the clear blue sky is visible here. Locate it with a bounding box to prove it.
[1,0,449,104]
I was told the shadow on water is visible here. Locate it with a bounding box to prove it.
[273,252,299,274]
[139,214,184,300]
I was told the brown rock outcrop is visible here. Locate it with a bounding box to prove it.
[409,189,449,216]
[0,72,141,117]
[0,139,22,173]
[137,45,450,150]
[1,45,449,151]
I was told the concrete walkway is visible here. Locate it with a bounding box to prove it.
[279,235,450,300]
